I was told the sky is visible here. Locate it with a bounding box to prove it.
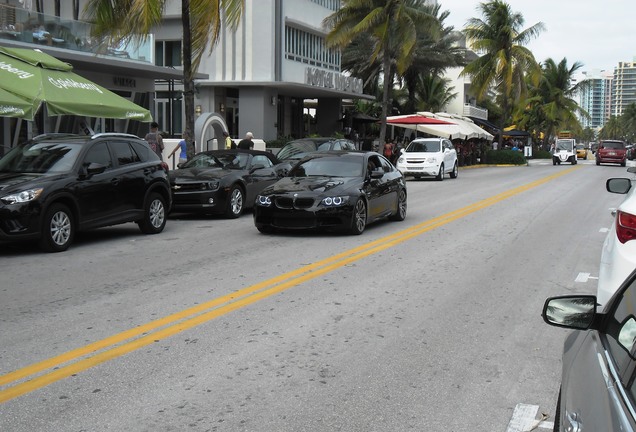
[438,0,634,76]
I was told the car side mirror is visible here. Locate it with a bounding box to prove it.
[370,169,384,179]
[81,162,107,178]
[607,178,632,194]
[249,164,265,174]
[542,295,597,330]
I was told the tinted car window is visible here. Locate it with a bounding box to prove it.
[84,142,113,169]
[603,141,625,149]
[291,156,362,177]
[110,140,141,166]
[130,141,156,162]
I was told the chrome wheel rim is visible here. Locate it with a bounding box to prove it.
[398,190,407,218]
[149,199,165,228]
[231,189,243,215]
[50,211,71,246]
[354,200,366,232]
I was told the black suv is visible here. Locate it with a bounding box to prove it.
[0,133,172,252]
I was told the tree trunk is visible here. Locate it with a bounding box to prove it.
[181,0,195,160]
[379,48,392,147]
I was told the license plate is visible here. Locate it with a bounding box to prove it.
[409,167,423,170]
[610,152,616,156]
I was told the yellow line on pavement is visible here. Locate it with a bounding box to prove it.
[0,165,579,403]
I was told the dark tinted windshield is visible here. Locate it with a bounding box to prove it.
[290,156,362,177]
[603,141,625,150]
[406,141,441,153]
[0,142,83,174]
[181,152,249,170]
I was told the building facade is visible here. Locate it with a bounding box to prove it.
[578,70,612,130]
[156,0,370,151]
[612,60,636,118]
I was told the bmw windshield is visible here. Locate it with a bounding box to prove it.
[290,156,362,177]
[0,142,82,174]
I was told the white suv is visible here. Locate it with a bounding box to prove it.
[396,138,458,181]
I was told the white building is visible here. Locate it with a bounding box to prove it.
[155,0,371,151]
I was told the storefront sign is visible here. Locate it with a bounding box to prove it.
[305,68,363,94]
[113,76,137,88]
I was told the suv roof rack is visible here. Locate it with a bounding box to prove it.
[91,133,142,139]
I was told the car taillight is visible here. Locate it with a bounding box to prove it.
[616,210,636,243]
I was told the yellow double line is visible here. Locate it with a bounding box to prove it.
[0,165,579,403]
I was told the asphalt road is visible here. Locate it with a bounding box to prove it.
[0,158,629,431]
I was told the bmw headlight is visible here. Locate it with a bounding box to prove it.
[1,188,43,205]
[321,196,349,207]
[256,195,272,206]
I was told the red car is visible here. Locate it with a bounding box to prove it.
[596,140,627,166]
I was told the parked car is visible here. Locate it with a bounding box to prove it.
[552,138,577,165]
[576,143,587,159]
[596,139,627,166]
[275,138,357,163]
[396,137,458,180]
[627,144,636,161]
[169,149,291,218]
[254,151,407,235]
[542,268,636,432]
[0,133,171,252]
[597,168,636,309]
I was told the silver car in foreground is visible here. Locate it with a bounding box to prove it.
[542,269,636,431]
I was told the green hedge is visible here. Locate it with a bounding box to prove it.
[483,149,527,165]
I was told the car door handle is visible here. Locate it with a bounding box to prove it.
[111,178,120,186]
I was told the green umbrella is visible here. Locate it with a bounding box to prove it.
[0,87,35,119]
[0,46,152,122]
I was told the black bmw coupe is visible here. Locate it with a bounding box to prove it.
[169,149,291,218]
[253,151,407,234]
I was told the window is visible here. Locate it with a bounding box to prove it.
[84,143,112,169]
[285,26,340,71]
[155,40,182,67]
[252,155,273,168]
[110,141,140,166]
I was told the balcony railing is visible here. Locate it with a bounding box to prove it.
[0,4,152,63]
[463,104,488,120]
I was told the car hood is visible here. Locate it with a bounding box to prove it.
[263,176,359,195]
[0,172,48,193]
[169,167,236,182]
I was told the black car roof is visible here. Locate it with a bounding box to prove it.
[198,149,282,163]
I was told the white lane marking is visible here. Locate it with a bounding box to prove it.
[506,403,553,431]
[600,227,609,233]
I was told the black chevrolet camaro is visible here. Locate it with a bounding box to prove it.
[169,149,291,218]
[253,151,407,234]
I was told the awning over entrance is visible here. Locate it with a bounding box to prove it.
[0,46,152,122]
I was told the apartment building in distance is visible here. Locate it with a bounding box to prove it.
[578,70,612,130]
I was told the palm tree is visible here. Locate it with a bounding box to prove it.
[621,103,636,142]
[600,116,623,140]
[323,0,439,145]
[84,0,243,159]
[398,3,465,114]
[461,0,544,145]
[517,58,588,144]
